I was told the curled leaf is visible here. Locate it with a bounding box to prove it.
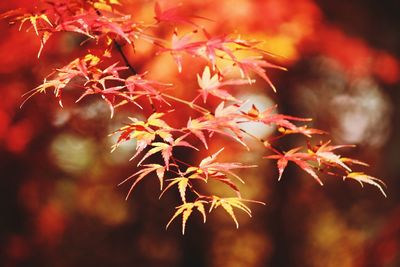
[344,172,387,197]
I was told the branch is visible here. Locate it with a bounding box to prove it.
[114,41,137,75]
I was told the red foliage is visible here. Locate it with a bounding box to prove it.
[1,0,386,234]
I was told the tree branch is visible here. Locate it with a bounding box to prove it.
[114,41,137,75]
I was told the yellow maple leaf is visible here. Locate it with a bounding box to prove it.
[344,172,387,197]
[209,196,264,228]
[166,201,207,235]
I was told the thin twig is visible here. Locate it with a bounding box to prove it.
[161,93,213,115]
[114,41,137,75]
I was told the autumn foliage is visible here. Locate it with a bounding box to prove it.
[1,0,386,234]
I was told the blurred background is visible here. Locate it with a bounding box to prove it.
[1,0,399,266]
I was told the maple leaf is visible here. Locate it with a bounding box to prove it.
[166,201,207,235]
[74,62,147,117]
[159,176,191,203]
[112,113,175,160]
[166,31,200,72]
[197,148,255,183]
[165,27,285,73]
[236,57,287,92]
[186,117,209,149]
[10,0,151,57]
[186,102,248,148]
[23,54,102,107]
[118,164,166,200]
[266,147,323,185]
[344,172,387,197]
[196,66,251,103]
[340,157,369,167]
[165,31,244,72]
[53,7,137,44]
[199,32,238,68]
[137,134,198,169]
[209,197,264,228]
[184,148,255,197]
[242,104,311,131]
[113,121,156,159]
[279,126,326,138]
[214,101,242,119]
[146,112,173,129]
[125,73,173,105]
[308,141,354,171]
[10,12,54,57]
[211,102,249,148]
[154,2,208,26]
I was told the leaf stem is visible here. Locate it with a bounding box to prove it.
[161,93,212,115]
[171,156,192,168]
[239,128,283,155]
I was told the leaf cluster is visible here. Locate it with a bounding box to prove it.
[2,0,386,234]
